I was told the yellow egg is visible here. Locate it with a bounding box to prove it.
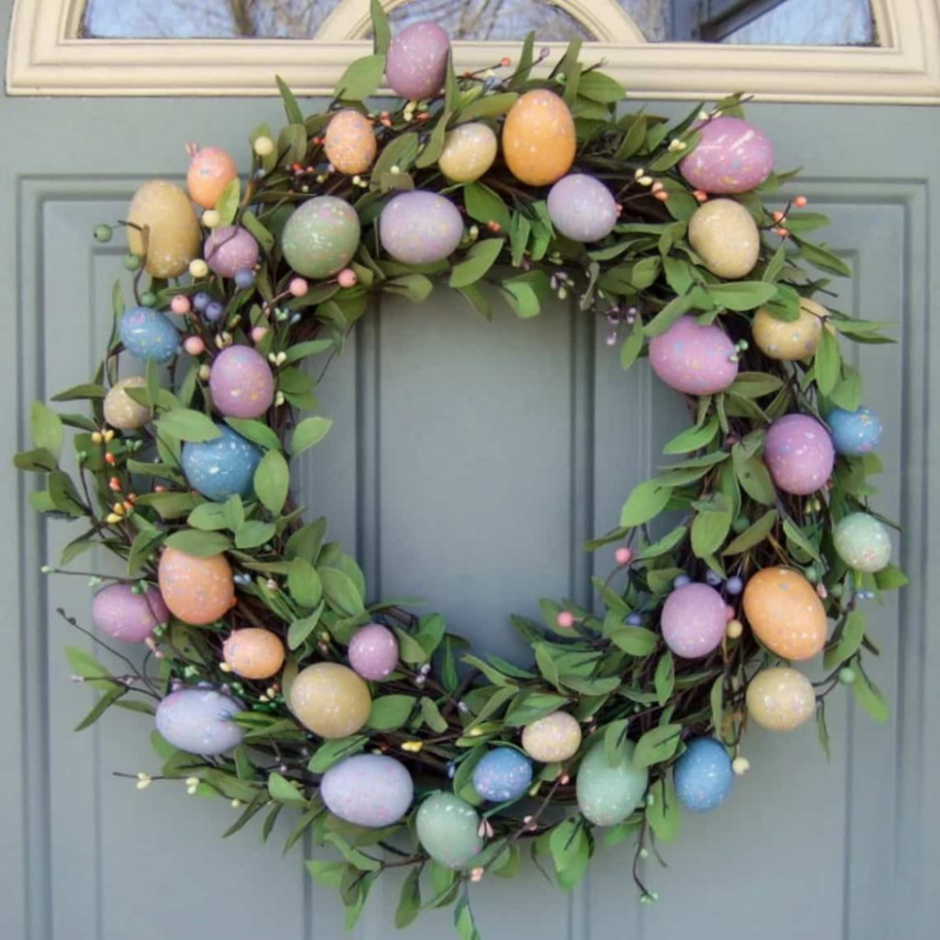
[502,90,576,186]
[521,711,582,763]
[128,180,202,279]
[743,567,827,661]
[290,663,371,739]
[438,122,498,183]
[324,110,377,176]
[223,628,285,680]
[752,297,826,360]
[746,667,816,731]
[157,547,234,626]
[688,198,760,279]
[187,146,238,210]
[103,376,151,430]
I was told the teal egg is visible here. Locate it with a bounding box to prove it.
[415,792,482,869]
[181,424,261,501]
[833,512,892,573]
[281,196,360,279]
[576,740,648,827]
[827,406,883,456]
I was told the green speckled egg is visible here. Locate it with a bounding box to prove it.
[281,196,360,279]
[415,792,482,869]
[575,740,648,827]
[833,512,892,573]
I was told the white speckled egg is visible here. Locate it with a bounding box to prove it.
[416,792,482,869]
[522,711,582,763]
[379,191,463,265]
[103,376,151,430]
[155,686,244,755]
[576,740,648,827]
[438,123,498,183]
[321,754,414,828]
[547,174,618,243]
[688,198,760,279]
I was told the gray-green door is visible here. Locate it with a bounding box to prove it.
[3,7,939,939]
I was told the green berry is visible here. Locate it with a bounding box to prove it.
[123,253,143,272]
[838,667,857,685]
[93,224,114,243]
[830,584,844,599]
[804,564,820,584]
[732,515,750,534]
[139,291,157,307]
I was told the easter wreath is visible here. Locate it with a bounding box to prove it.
[16,3,907,936]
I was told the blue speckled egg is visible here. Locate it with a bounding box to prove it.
[576,740,648,827]
[547,174,618,243]
[119,307,180,363]
[674,737,733,812]
[321,754,414,828]
[379,191,463,265]
[827,406,883,456]
[181,424,261,501]
[472,747,533,803]
[155,686,244,755]
[416,792,482,870]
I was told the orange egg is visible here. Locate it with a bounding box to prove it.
[187,146,238,209]
[157,547,234,626]
[743,567,827,660]
[502,90,576,186]
[223,628,285,679]
[324,110,377,176]
[127,180,202,278]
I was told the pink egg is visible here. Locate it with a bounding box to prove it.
[661,583,727,658]
[764,414,835,495]
[92,583,169,643]
[380,191,463,265]
[385,22,450,100]
[209,345,275,419]
[348,623,399,680]
[679,117,774,194]
[204,226,259,279]
[648,315,738,395]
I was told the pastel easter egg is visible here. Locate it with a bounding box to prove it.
[743,567,827,661]
[158,548,234,626]
[379,191,464,265]
[674,737,733,812]
[547,174,618,243]
[321,754,414,828]
[472,748,533,802]
[385,22,450,100]
[746,667,816,731]
[204,225,259,279]
[438,122,498,183]
[661,582,727,659]
[127,180,202,278]
[187,146,238,209]
[764,414,835,495]
[282,196,361,279]
[576,740,648,827]
[347,623,399,680]
[679,117,774,194]
[688,198,760,279]
[648,315,738,395]
[416,792,482,870]
[222,628,285,680]
[324,109,377,175]
[119,307,180,364]
[833,512,892,573]
[521,711,582,763]
[155,686,244,755]
[502,90,576,186]
[827,406,884,456]
[103,376,151,430]
[752,298,824,360]
[91,583,168,643]
[181,424,261,501]
[209,345,274,419]
[290,662,371,739]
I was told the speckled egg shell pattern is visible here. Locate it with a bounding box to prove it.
[648,315,738,395]
[673,737,733,812]
[321,754,414,828]
[103,376,151,430]
[290,663,372,739]
[181,424,261,502]
[222,628,285,679]
[385,22,450,100]
[209,346,275,419]
[281,196,361,279]
[119,307,180,364]
[347,623,399,680]
[833,512,892,572]
[547,174,618,243]
[502,89,576,186]
[127,180,202,278]
[92,583,168,643]
[751,301,824,361]
[827,406,883,456]
[661,582,728,658]
[187,146,238,209]
[472,748,533,802]
[521,711,582,763]
[576,740,648,827]
[155,686,244,755]
[742,567,827,661]
[679,116,774,194]
[415,793,483,870]
[158,548,234,626]
[764,414,835,496]
[379,191,464,265]
[746,667,816,731]
[687,198,760,279]
[438,122,499,182]
[204,225,260,279]
[324,109,378,175]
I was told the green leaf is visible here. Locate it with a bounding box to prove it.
[663,417,718,455]
[65,646,113,691]
[727,372,785,399]
[241,211,275,254]
[187,501,231,532]
[654,652,675,706]
[268,771,307,805]
[215,177,241,226]
[706,281,777,311]
[619,320,645,370]
[577,70,625,103]
[814,327,841,396]
[74,686,125,732]
[646,775,681,844]
[875,564,909,590]
[369,0,390,54]
[307,735,367,773]
[48,471,87,516]
[723,510,777,555]
[449,238,505,289]
[643,292,696,337]
[794,237,852,277]
[636,524,688,560]
[164,530,232,558]
[464,183,511,231]
[287,609,322,650]
[816,701,831,761]
[51,383,107,402]
[291,417,333,456]
[288,557,323,608]
[620,480,671,527]
[420,697,448,733]
[732,444,775,506]
[234,520,276,550]
[633,723,682,768]
[824,610,865,671]
[384,273,433,302]
[31,402,63,459]
[710,676,724,739]
[320,566,365,616]
[691,502,732,558]
[333,54,385,100]
[14,448,57,473]
[852,665,890,723]
[394,867,422,929]
[254,450,290,515]
[550,818,590,891]
[158,409,222,443]
[366,694,414,731]
[225,417,281,451]
[306,859,347,888]
[275,75,304,124]
[609,626,659,657]
[783,517,822,563]
[456,92,519,123]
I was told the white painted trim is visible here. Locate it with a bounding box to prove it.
[6,0,940,102]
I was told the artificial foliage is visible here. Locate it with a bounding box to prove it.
[16,3,907,936]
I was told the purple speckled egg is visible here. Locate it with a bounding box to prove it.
[209,345,275,419]
[155,686,244,755]
[204,225,259,279]
[679,116,774,194]
[379,191,463,265]
[91,583,168,643]
[764,414,835,496]
[547,174,618,243]
[321,754,414,827]
[648,315,738,395]
[661,583,727,659]
[385,22,450,101]
[348,623,399,680]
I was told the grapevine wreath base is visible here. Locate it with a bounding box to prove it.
[17,3,907,936]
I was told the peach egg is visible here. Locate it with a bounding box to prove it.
[502,90,576,187]
[157,547,235,626]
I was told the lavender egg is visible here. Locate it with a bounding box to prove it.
[648,315,738,395]
[181,424,261,501]
[92,583,168,643]
[547,174,618,243]
[282,196,361,279]
[472,748,533,802]
[679,116,774,194]
[674,737,733,812]
[119,307,180,363]
[348,623,399,680]
[321,754,414,828]
[204,225,259,279]
[380,191,463,265]
[827,406,883,456]
[661,583,727,658]
[209,345,275,419]
[155,686,244,755]
[385,22,450,101]
[765,414,835,496]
